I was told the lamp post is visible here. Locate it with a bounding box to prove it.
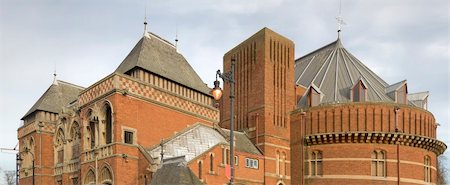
[17,147,35,185]
[212,58,235,185]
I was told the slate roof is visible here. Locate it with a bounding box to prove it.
[115,32,211,95]
[408,91,429,108]
[148,124,261,164]
[221,129,262,155]
[150,156,203,185]
[22,80,84,120]
[295,38,394,106]
[148,124,228,163]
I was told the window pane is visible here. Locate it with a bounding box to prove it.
[353,87,360,102]
[312,161,316,176]
[371,161,377,176]
[317,161,322,175]
[360,88,366,102]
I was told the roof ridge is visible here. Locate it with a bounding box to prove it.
[57,80,85,90]
[149,32,176,48]
[296,39,340,62]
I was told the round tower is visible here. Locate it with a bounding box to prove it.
[290,38,446,185]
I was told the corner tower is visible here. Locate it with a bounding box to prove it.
[221,27,296,184]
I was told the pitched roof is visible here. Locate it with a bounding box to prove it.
[148,124,228,163]
[22,80,84,119]
[115,33,211,95]
[147,124,261,164]
[295,38,393,106]
[150,156,203,185]
[221,129,262,155]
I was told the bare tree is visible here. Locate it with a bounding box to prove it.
[437,155,448,185]
[4,170,15,185]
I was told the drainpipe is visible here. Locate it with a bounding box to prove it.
[300,112,306,185]
[394,107,400,185]
[38,121,44,185]
[255,113,259,147]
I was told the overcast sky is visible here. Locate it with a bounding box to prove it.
[0,0,448,180]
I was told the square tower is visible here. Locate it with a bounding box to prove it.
[221,27,296,184]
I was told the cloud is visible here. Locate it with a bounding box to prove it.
[0,0,448,171]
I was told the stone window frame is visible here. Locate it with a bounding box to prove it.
[209,152,216,174]
[424,155,431,182]
[371,150,386,177]
[121,126,137,145]
[308,150,323,176]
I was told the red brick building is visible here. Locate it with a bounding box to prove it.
[17,26,446,185]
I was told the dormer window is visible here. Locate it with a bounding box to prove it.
[308,85,322,107]
[396,84,407,104]
[407,91,429,110]
[351,80,367,102]
[386,80,408,104]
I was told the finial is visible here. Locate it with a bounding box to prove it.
[53,67,58,85]
[175,25,179,52]
[336,0,346,39]
[143,18,150,38]
[143,1,150,38]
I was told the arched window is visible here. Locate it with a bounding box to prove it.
[282,152,287,176]
[56,128,65,164]
[99,166,113,185]
[71,122,80,159]
[309,150,323,176]
[87,110,96,149]
[424,156,431,182]
[84,169,96,185]
[371,150,386,177]
[105,104,113,144]
[198,161,202,180]
[276,151,280,175]
[209,154,214,172]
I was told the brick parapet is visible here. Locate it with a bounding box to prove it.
[293,102,438,139]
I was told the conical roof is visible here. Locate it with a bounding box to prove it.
[115,33,210,95]
[295,38,393,106]
[22,80,84,119]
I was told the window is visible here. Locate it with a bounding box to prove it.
[396,84,407,104]
[57,150,64,164]
[371,150,386,177]
[245,158,259,169]
[235,156,239,166]
[105,105,112,144]
[209,154,214,172]
[198,161,203,180]
[308,86,321,107]
[309,150,323,176]
[72,177,78,185]
[276,151,280,175]
[222,148,226,164]
[222,147,230,165]
[89,122,96,148]
[124,131,133,144]
[424,156,431,182]
[352,80,366,102]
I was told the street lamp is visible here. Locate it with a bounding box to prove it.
[17,147,35,185]
[212,58,235,185]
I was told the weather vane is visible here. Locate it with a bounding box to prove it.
[336,0,346,38]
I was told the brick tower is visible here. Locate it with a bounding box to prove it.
[221,27,296,185]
